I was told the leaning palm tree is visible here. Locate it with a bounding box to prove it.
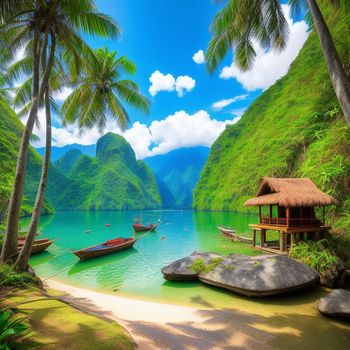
[206,0,350,127]
[0,0,120,263]
[62,48,150,134]
[8,54,67,271]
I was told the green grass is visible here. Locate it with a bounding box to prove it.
[289,240,337,276]
[0,264,38,289]
[193,1,350,237]
[3,289,133,350]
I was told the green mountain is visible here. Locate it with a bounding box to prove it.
[0,98,55,217]
[55,149,83,175]
[52,133,161,211]
[194,2,350,230]
[144,147,210,208]
[0,102,161,215]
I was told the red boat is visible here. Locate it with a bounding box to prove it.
[133,222,160,233]
[72,237,139,261]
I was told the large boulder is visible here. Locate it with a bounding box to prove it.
[199,254,319,297]
[317,289,350,319]
[161,252,319,296]
[161,251,223,281]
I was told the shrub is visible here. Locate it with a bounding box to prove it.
[0,309,30,349]
[289,240,337,276]
[189,257,223,273]
[0,264,37,289]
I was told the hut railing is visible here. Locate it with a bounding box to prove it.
[260,217,321,227]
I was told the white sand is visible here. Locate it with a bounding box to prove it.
[44,279,282,350]
[46,279,204,323]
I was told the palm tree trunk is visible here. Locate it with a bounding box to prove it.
[14,84,52,271]
[0,30,41,263]
[307,0,350,126]
[0,27,55,263]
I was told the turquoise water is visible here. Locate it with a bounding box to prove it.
[23,210,259,301]
[21,210,350,348]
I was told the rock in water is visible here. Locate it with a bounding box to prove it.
[199,254,319,297]
[318,289,350,319]
[161,251,223,281]
[161,252,319,296]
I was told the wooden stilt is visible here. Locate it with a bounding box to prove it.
[261,229,266,247]
[252,230,256,247]
[280,234,287,253]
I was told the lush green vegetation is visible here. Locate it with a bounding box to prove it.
[190,257,223,273]
[194,2,350,236]
[0,264,38,289]
[0,98,54,218]
[145,147,209,208]
[2,289,132,350]
[0,99,161,213]
[51,133,161,211]
[289,240,337,276]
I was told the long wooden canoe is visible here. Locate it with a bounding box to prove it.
[133,222,160,233]
[17,238,54,255]
[72,237,139,261]
[217,225,253,244]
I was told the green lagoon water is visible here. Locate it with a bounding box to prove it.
[21,210,350,349]
[23,210,259,303]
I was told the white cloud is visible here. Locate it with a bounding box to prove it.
[29,110,239,159]
[53,87,73,102]
[192,50,205,64]
[228,108,247,118]
[148,70,176,97]
[219,5,309,91]
[212,94,248,111]
[148,70,196,97]
[175,75,196,97]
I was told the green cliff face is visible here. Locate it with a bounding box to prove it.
[193,2,350,223]
[0,98,54,217]
[0,102,161,214]
[53,133,162,211]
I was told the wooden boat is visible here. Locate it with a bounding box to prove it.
[72,237,139,261]
[217,225,253,244]
[18,238,54,255]
[133,222,160,233]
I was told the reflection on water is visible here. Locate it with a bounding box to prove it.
[22,210,350,348]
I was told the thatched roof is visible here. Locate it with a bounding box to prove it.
[244,177,339,207]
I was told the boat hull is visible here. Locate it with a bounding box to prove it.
[73,238,138,261]
[18,238,54,255]
[133,223,160,233]
[217,226,253,244]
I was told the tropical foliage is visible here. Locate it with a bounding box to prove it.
[194,2,350,237]
[289,240,337,276]
[206,0,350,126]
[63,47,150,133]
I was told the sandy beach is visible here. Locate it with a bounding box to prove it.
[46,279,258,349]
[45,279,350,350]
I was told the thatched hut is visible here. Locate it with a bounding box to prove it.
[244,177,338,254]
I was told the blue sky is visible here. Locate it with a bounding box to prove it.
[31,1,309,159]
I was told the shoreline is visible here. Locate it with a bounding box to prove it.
[46,279,205,323]
[45,279,350,350]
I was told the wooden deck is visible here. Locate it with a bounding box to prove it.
[249,223,331,233]
[249,224,330,255]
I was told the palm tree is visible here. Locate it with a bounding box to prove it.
[0,0,120,263]
[62,47,150,133]
[206,0,350,127]
[8,45,67,271]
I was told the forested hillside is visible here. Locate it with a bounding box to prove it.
[0,104,161,214]
[194,2,350,232]
[144,147,209,208]
[52,133,161,211]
